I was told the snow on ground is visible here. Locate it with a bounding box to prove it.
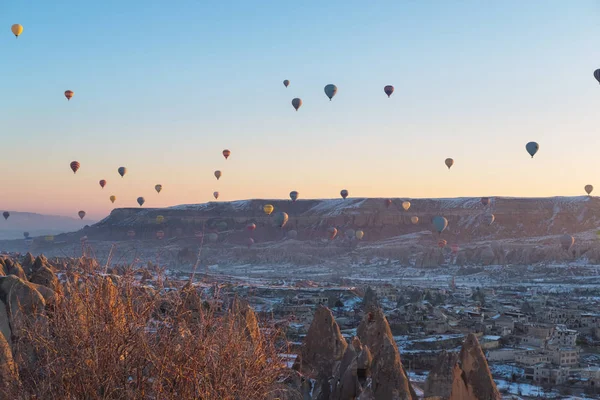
[305,198,367,216]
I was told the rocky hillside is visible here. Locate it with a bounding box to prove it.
[0,212,95,240]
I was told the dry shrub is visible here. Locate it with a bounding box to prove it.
[11,271,287,399]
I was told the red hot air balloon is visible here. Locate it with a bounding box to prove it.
[384,85,394,98]
[438,239,447,248]
[70,161,80,174]
[246,237,255,248]
[328,227,338,240]
[247,223,257,232]
[223,149,231,160]
[64,90,74,101]
[99,180,107,189]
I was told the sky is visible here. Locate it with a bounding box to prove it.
[1,0,599,219]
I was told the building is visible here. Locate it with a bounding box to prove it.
[549,324,578,348]
[516,350,550,366]
[524,363,570,385]
[550,347,579,367]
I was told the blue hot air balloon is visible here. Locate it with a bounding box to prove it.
[324,84,338,101]
[432,216,448,234]
[526,142,539,158]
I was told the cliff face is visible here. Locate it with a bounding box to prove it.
[424,350,458,399]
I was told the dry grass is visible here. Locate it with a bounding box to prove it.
[9,266,288,400]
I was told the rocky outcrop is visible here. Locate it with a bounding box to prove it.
[29,266,59,292]
[4,260,26,281]
[357,309,414,400]
[295,305,347,379]
[449,334,500,400]
[0,332,17,392]
[424,350,458,399]
[362,287,379,310]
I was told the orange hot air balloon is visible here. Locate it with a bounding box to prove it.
[411,216,419,224]
[384,85,394,98]
[11,24,23,38]
[214,170,222,180]
[328,227,338,240]
[223,149,231,160]
[65,90,74,101]
[438,239,447,248]
[99,180,107,189]
[70,161,80,174]
[109,195,116,204]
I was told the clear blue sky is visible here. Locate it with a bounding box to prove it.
[1,0,599,219]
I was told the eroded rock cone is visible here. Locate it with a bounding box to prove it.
[332,338,361,400]
[424,350,458,399]
[362,287,379,310]
[357,308,414,400]
[449,334,500,400]
[4,259,26,280]
[30,266,59,292]
[294,305,347,379]
[31,255,49,274]
[0,331,18,393]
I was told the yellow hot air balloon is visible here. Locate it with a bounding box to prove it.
[263,204,274,215]
[110,195,116,204]
[11,24,23,38]
[402,201,411,211]
[355,230,364,240]
[411,216,419,224]
[156,215,165,224]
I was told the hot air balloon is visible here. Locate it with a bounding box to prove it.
[411,216,419,224]
[127,230,136,238]
[23,232,29,238]
[247,223,257,232]
[402,201,411,211]
[223,149,231,160]
[384,85,394,98]
[207,232,218,243]
[432,216,448,234]
[594,69,600,84]
[155,184,162,194]
[292,98,302,111]
[214,170,222,180]
[156,231,165,240]
[11,24,23,38]
[283,80,290,88]
[45,235,54,242]
[110,195,116,204]
[263,204,274,215]
[481,197,490,206]
[385,199,392,208]
[118,167,127,177]
[355,230,364,240]
[438,239,447,248]
[273,212,289,228]
[246,237,255,247]
[345,229,356,239]
[213,191,219,200]
[585,185,594,195]
[64,90,74,101]
[560,234,574,251]
[324,84,338,101]
[290,191,299,202]
[156,215,164,224]
[137,197,145,207]
[287,230,298,239]
[526,142,539,158]
[445,158,454,170]
[1,212,9,221]
[99,180,107,189]
[328,227,338,240]
[482,213,495,226]
[70,161,80,174]
[340,189,348,199]
[78,211,86,220]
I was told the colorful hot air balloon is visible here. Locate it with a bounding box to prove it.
[99,180,107,189]
[481,197,490,206]
[247,223,257,232]
[324,84,338,101]
[290,191,299,202]
[246,237,255,247]
[263,204,274,215]
[411,216,419,224]
[23,232,29,238]
[127,230,136,238]
[118,167,127,177]
[340,189,348,199]
[402,201,411,211]
[585,185,593,195]
[2,212,9,220]
[526,142,539,158]
[385,199,392,208]
[292,98,302,111]
[156,230,165,240]
[560,234,574,251]
[283,80,290,88]
[445,158,454,170]
[110,195,116,204]
[438,239,447,248]
[223,149,231,160]
[272,212,288,228]
[214,170,222,180]
[355,230,364,240]
[287,230,298,239]
[156,215,164,224]
[11,24,23,38]
[594,69,600,84]
[328,227,338,240]
[384,85,394,98]
[213,191,219,200]
[482,213,495,226]
[78,211,86,220]
[432,216,448,234]
[70,161,80,174]
[155,184,162,194]
[64,90,74,101]
[137,197,145,207]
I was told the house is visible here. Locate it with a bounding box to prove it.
[516,350,550,366]
[524,363,570,385]
[549,347,579,367]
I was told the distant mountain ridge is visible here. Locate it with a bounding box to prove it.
[0,212,95,240]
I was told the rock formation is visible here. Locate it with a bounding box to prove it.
[424,350,458,399]
[29,266,59,292]
[362,287,379,310]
